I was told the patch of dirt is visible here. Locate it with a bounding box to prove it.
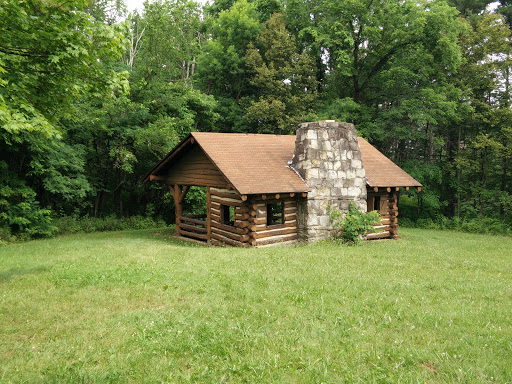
[420,361,437,373]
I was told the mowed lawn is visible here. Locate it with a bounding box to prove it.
[0,228,511,383]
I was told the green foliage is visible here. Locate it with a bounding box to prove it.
[243,13,318,133]
[0,163,57,238]
[1,0,512,238]
[328,203,381,244]
[400,216,511,236]
[53,215,167,235]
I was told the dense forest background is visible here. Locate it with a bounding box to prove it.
[1,0,512,239]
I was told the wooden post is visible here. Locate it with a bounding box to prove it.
[174,184,182,236]
[388,191,399,239]
[206,187,211,243]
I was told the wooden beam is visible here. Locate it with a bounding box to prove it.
[209,190,241,200]
[275,194,280,199]
[262,194,267,200]
[180,223,207,234]
[206,187,211,243]
[290,193,295,197]
[180,229,207,241]
[417,187,422,192]
[302,192,307,197]
[373,187,378,193]
[386,187,391,193]
[150,175,168,182]
[395,187,399,191]
[405,186,409,191]
[174,184,182,236]
[178,185,190,203]
[241,195,248,201]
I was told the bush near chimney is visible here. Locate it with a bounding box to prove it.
[328,203,381,244]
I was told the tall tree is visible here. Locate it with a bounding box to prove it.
[244,13,318,133]
[0,0,127,235]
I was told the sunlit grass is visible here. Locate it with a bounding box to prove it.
[1,228,511,382]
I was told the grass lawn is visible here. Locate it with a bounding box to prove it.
[0,228,511,383]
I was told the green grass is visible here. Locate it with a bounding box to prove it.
[0,228,511,383]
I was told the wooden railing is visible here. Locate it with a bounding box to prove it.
[179,215,207,241]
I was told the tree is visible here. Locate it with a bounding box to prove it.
[243,13,318,133]
[0,0,127,235]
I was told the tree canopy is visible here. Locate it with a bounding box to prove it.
[1,0,512,238]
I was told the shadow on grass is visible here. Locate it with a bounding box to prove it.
[0,266,49,283]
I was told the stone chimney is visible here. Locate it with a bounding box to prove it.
[291,121,367,242]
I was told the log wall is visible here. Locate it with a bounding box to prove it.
[366,189,399,239]
[247,195,298,247]
[209,187,251,247]
[165,146,228,188]
[208,190,299,247]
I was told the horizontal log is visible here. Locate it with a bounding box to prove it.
[248,217,266,225]
[179,216,207,226]
[235,213,250,220]
[169,168,221,177]
[211,197,246,207]
[211,232,249,247]
[237,221,251,229]
[252,227,297,239]
[211,221,248,235]
[253,220,296,232]
[389,211,399,217]
[166,175,227,186]
[149,175,168,181]
[180,223,207,234]
[180,229,208,241]
[211,226,249,242]
[256,234,298,246]
[183,214,207,219]
[210,190,242,200]
[366,231,391,240]
[372,225,391,232]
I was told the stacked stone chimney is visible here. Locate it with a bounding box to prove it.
[290,121,367,242]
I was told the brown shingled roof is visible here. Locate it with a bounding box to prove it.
[192,132,310,195]
[358,137,422,188]
[145,132,421,193]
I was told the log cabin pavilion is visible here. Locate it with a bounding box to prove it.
[144,121,422,247]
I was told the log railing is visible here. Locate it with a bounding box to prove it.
[179,215,207,241]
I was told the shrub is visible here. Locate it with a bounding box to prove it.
[53,215,167,235]
[328,203,381,244]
